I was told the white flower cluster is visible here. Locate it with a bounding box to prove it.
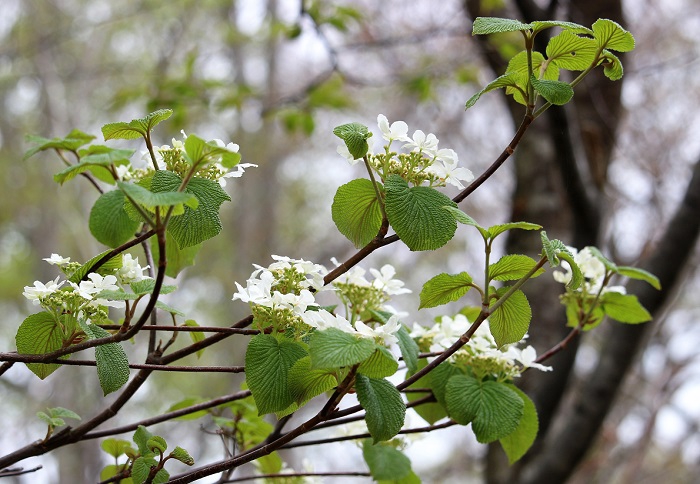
[338,114,475,190]
[233,257,410,347]
[23,253,151,315]
[411,314,552,376]
[553,247,626,294]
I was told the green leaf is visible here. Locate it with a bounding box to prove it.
[333,122,372,159]
[396,325,419,374]
[101,438,134,458]
[405,359,448,425]
[165,397,209,421]
[147,436,168,454]
[129,279,176,296]
[89,190,141,248]
[600,292,652,324]
[489,287,532,347]
[37,411,62,427]
[617,266,661,290]
[100,464,129,483]
[53,147,134,185]
[428,361,464,409]
[117,180,197,214]
[255,451,283,475]
[150,172,231,249]
[586,246,617,272]
[362,440,412,481]
[24,129,96,160]
[150,230,202,278]
[68,250,123,284]
[170,446,195,466]
[183,319,205,359]
[489,255,544,281]
[182,133,241,169]
[442,206,488,236]
[472,17,532,35]
[531,75,574,105]
[499,385,538,464]
[419,272,472,309]
[540,232,582,290]
[487,221,542,239]
[546,31,598,71]
[355,374,406,443]
[309,327,377,369]
[358,346,399,379]
[131,456,161,484]
[48,407,81,420]
[154,300,185,316]
[332,178,383,248]
[592,19,635,52]
[287,356,337,404]
[465,72,521,109]
[504,51,559,105]
[530,20,592,36]
[15,312,67,379]
[384,175,457,251]
[445,375,524,443]
[245,334,308,415]
[600,50,624,80]
[82,323,130,395]
[133,426,154,456]
[102,109,173,141]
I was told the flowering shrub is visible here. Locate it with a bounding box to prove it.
[0,16,661,484]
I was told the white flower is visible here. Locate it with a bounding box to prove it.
[432,314,472,350]
[369,264,412,296]
[507,345,552,372]
[71,273,120,300]
[217,163,258,187]
[403,130,439,156]
[337,144,362,165]
[553,247,625,294]
[117,254,150,284]
[377,114,410,143]
[115,164,133,181]
[212,139,240,153]
[335,266,371,287]
[302,309,356,334]
[355,315,401,346]
[43,253,70,266]
[233,269,275,306]
[23,277,65,305]
[427,149,475,189]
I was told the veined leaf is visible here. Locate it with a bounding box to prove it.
[355,374,406,443]
[489,255,544,281]
[465,72,521,109]
[68,250,123,284]
[150,230,202,278]
[419,272,473,309]
[150,172,231,248]
[362,440,412,481]
[384,175,457,251]
[531,76,574,105]
[24,129,95,160]
[183,134,240,169]
[617,266,661,290]
[358,346,399,379]
[445,375,524,443]
[309,328,376,369]
[332,178,383,248]
[530,20,592,36]
[117,180,197,213]
[600,292,651,324]
[89,190,141,248]
[592,19,635,52]
[245,334,308,415]
[487,221,541,240]
[183,319,205,359]
[505,51,559,105]
[15,312,67,379]
[489,287,532,347]
[396,325,419,374]
[499,385,539,464]
[333,122,372,159]
[405,359,448,425]
[546,31,598,71]
[102,109,173,141]
[287,356,337,404]
[600,50,624,80]
[472,17,532,35]
[171,446,195,466]
[81,323,130,396]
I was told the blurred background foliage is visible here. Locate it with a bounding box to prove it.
[1,0,699,482]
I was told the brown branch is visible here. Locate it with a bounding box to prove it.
[222,471,370,483]
[0,465,43,477]
[97,324,260,334]
[48,359,245,373]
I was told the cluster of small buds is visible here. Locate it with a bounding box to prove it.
[337,114,475,190]
[233,257,410,347]
[23,253,151,324]
[553,246,626,295]
[411,314,551,380]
